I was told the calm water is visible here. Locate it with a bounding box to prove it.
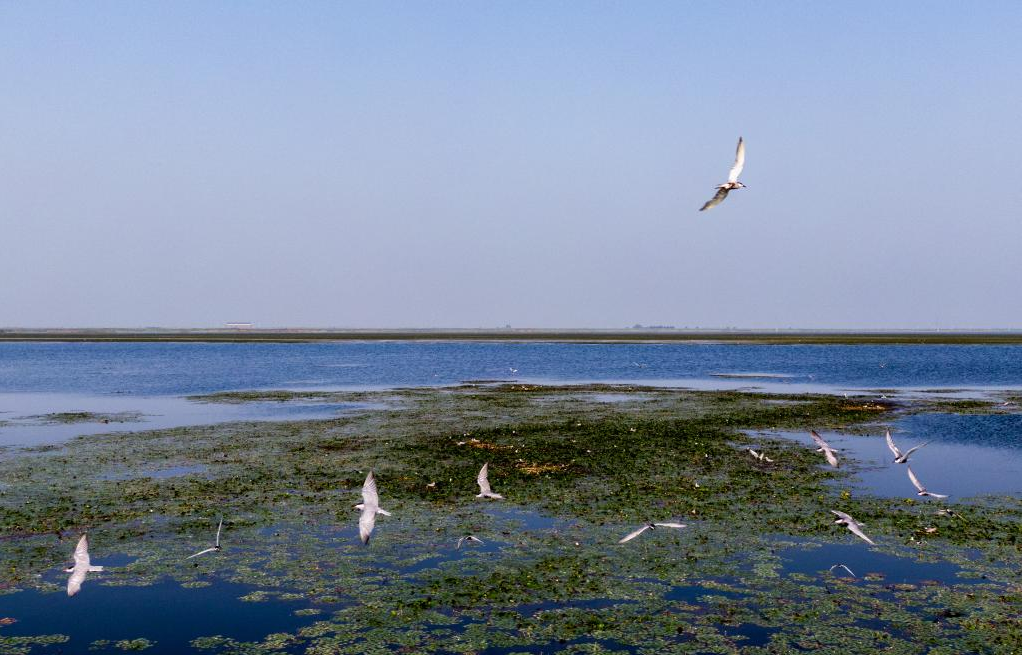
[1,341,1021,395]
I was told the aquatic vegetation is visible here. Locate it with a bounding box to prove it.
[1,385,1021,653]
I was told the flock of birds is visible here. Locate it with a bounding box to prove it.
[64,423,951,593]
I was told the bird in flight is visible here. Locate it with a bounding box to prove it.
[831,510,875,545]
[810,430,840,468]
[907,466,948,498]
[829,563,856,578]
[186,516,224,559]
[885,429,928,464]
[699,136,746,211]
[748,448,774,463]
[65,534,105,596]
[618,522,687,543]
[456,535,484,549]
[355,471,392,544]
[476,463,503,499]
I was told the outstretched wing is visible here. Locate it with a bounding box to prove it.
[830,509,853,523]
[186,547,217,560]
[846,522,875,545]
[822,446,839,468]
[359,508,376,545]
[73,535,90,568]
[699,187,729,211]
[906,466,926,492]
[653,523,687,529]
[477,463,492,495]
[362,471,379,510]
[618,525,651,543]
[67,569,86,596]
[727,136,745,183]
[215,517,223,547]
[885,429,902,458]
[810,430,829,449]
[902,442,929,459]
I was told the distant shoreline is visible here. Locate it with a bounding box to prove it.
[1,329,1022,344]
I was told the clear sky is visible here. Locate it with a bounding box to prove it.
[2,2,1020,329]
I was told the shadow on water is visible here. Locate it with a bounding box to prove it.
[0,580,317,654]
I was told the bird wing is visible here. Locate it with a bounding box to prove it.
[902,442,929,458]
[699,187,730,212]
[362,471,379,511]
[907,466,926,492]
[822,447,839,468]
[727,137,745,183]
[186,547,217,560]
[359,507,376,545]
[653,523,687,529]
[477,463,492,495]
[618,525,651,543]
[215,517,223,547]
[456,536,466,549]
[830,509,854,523]
[846,522,875,545]
[885,430,902,458]
[67,569,86,596]
[810,430,829,449]
[73,535,90,568]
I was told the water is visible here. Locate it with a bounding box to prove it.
[1,341,1021,396]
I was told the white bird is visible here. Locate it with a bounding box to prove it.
[829,563,856,578]
[186,516,224,559]
[810,430,840,468]
[699,137,746,211]
[748,449,774,463]
[65,535,104,596]
[907,466,948,498]
[831,510,874,545]
[476,463,503,499]
[885,429,928,464]
[456,535,484,549]
[618,522,687,543]
[355,471,391,544]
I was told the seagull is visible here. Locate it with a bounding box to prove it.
[810,430,840,468]
[355,471,391,544]
[907,466,948,498]
[699,137,746,211]
[618,522,686,543]
[476,463,503,499]
[831,510,874,545]
[885,429,928,464]
[829,563,856,578]
[65,535,104,596]
[748,449,774,463]
[186,517,224,559]
[456,535,484,549]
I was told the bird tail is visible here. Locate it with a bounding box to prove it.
[88,566,104,572]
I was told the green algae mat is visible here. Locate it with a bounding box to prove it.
[1,385,1020,654]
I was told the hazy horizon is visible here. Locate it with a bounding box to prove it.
[3,2,1021,329]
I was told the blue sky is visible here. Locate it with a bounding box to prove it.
[1,2,1020,328]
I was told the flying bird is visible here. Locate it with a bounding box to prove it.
[748,449,774,463]
[699,137,746,211]
[907,466,948,498]
[810,430,840,468]
[476,463,503,499]
[831,510,875,545]
[186,516,224,559]
[618,522,687,543]
[885,429,928,464]
[65,535,105,597]
[456,535,484,549]
[355,471,392,544]
[829,563,856,578]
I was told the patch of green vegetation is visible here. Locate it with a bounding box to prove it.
[27,411,142,425]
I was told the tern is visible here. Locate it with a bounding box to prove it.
[618,522,687,543]
[456,535,484,549]
[65,535,104,597]
[831,510,875,545]
[476,463,503,499]
[885,429,928,464]
[748,449,774,463]
[355,471,391,544]
[810,430,840,468]
[699,137,746,211]
[829,563,856,578]
[907,466,948,498]
[186,517,224,559]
